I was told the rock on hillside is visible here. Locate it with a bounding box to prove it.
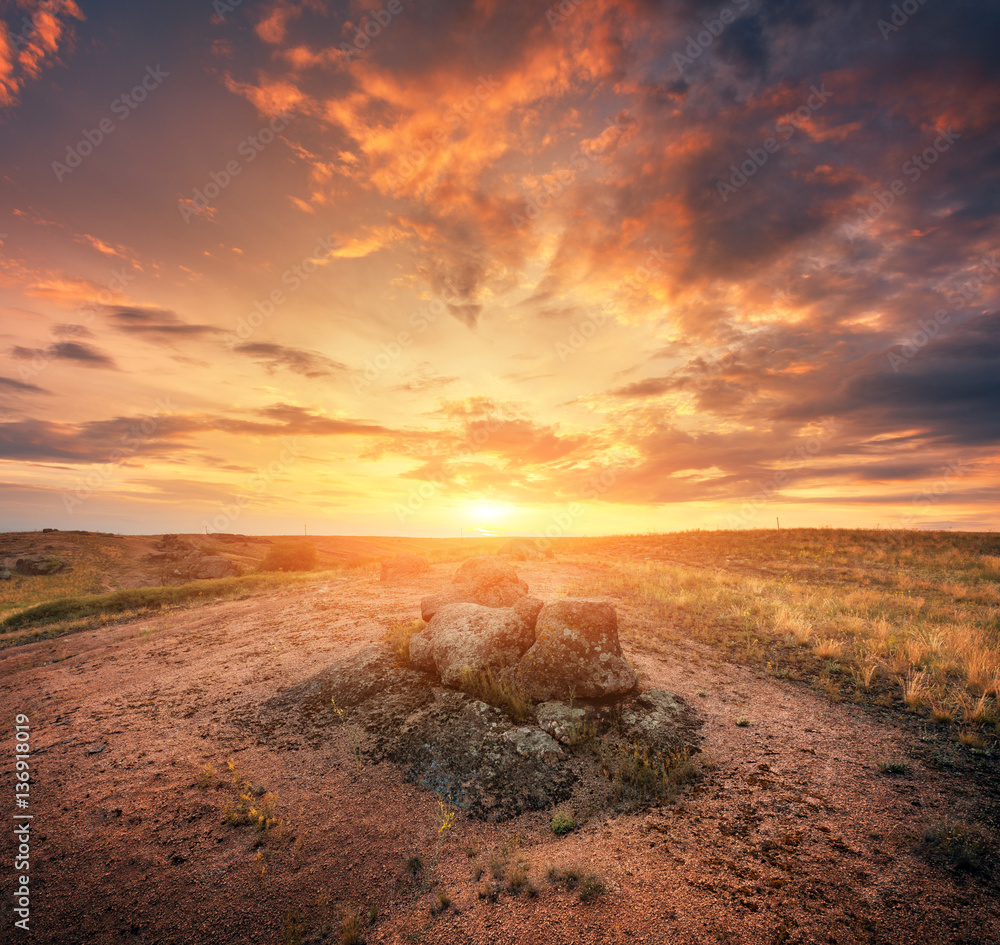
[15,554,72,576]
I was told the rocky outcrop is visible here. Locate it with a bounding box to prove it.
[536,701,586,744]
[511,598,638,700]
[409,597,543,686]
[420,556,529,621]
[380,554,431,581]
[259,643,699,822]
[154,534,199,558]
[15,555,72,576]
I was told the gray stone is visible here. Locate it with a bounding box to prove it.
[501,726,564,762]
[15,555,72,576]
[512,598,637,700]
[536,701,586,744]
[409,599,541,686]
[420,556,529,621]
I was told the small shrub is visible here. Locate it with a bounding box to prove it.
[477,881,498,902]
[919,820,993,875]
[507,864,529,894]
[598,739,695,806]
[196,763,216,788]
[340,909,363,945]
[551,811,576,836]
[735,717,750,727]
[382,618,424,666]
[258,541,318,573]
[432,886,451,914]
[406,855,423,877]
[578,873,606,902]
[877,758,908,775]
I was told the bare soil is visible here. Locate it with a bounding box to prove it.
[2,559,998,944]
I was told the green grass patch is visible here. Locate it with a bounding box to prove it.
[0,570,343,641]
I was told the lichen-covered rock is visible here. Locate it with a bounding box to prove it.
[0,569,11,581]
[536,701,586,744]
[512,598,637,700]
[615,689,693,755]
[501,726,564,762]
[380,553,431,581]
[409,598,542,686]
[420,556,530,620]
[256,644,700,822]
[15,555,72,576]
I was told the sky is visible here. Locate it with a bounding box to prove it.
[0,0,998,538]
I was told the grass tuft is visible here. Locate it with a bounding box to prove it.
[456,666,534,723]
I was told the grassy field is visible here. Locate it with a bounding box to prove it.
[3,528,998,744]
[564,529,1000,742]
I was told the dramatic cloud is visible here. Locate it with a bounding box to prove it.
[0,0,997,532]
[233,341,347,377]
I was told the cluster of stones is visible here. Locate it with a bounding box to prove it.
[384,554,638,700]
[144,535,239,580]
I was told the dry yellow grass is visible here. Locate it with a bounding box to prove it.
[569,529,1000,731]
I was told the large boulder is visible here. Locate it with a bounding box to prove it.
[155,534,199,558]
[15,555,72,576]
[511,598,637,700]
[421,556,528,621]
[410,597,543,686]
[0,569,11,581]
[380,553,431,581]
[173,554,239,580]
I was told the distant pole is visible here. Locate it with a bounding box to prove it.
[776,517,780,529]
[304,524,307,536]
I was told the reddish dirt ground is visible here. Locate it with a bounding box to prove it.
[1,560,998,944]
